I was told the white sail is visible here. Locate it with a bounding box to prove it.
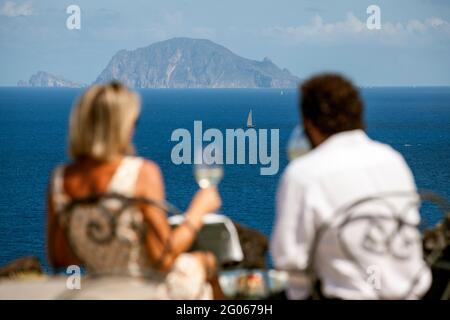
[247,109,254,128]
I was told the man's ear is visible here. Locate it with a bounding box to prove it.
[303,118,312,132]
[303,118,326,147]
[303,117,315,146]
[303,118,316,140]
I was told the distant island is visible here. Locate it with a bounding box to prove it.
[19,38,300,89]
[17,71,85,88]
[95,38,300,88]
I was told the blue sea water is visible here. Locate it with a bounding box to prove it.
[0,87,449,270]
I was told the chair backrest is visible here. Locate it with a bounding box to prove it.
[307,191,449,299]
[58,193,181,276]
[59,194,246,271]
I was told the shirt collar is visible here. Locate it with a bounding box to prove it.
[316,129,368,150]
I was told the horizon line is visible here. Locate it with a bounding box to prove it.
[1,85,450,89]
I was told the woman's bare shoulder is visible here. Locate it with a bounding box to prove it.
[136,159,164,197]
[139,159,162,179]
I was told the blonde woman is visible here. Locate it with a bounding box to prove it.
[47,81,222,299]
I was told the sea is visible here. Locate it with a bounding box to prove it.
[0,87,449,271]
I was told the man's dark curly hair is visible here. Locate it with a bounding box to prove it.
[300,73,365,136]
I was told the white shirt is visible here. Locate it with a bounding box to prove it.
[271,130,431,299]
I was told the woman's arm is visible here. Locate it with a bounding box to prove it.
[46,178,79,269]
[47,183,59,267]
[136,160,221,273]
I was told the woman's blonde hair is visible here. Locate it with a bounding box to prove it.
[69,81,141,161]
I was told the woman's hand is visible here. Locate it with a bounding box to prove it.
[192,251,218,281]
[192,251,225,299]
[185,187,222,230]
[188,187,222,217]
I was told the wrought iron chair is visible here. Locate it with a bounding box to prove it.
[305,190,450,300]
[55,192,247,298]
[57,192,246,270]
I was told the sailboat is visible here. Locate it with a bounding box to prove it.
[246,109,255,128]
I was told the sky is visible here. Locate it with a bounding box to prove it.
[0,0,450,86]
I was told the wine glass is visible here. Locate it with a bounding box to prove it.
[194,146,224,189]
[286,124,311,161]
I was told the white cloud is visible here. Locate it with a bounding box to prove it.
[0,1,33,17]
[262,13,450,45]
